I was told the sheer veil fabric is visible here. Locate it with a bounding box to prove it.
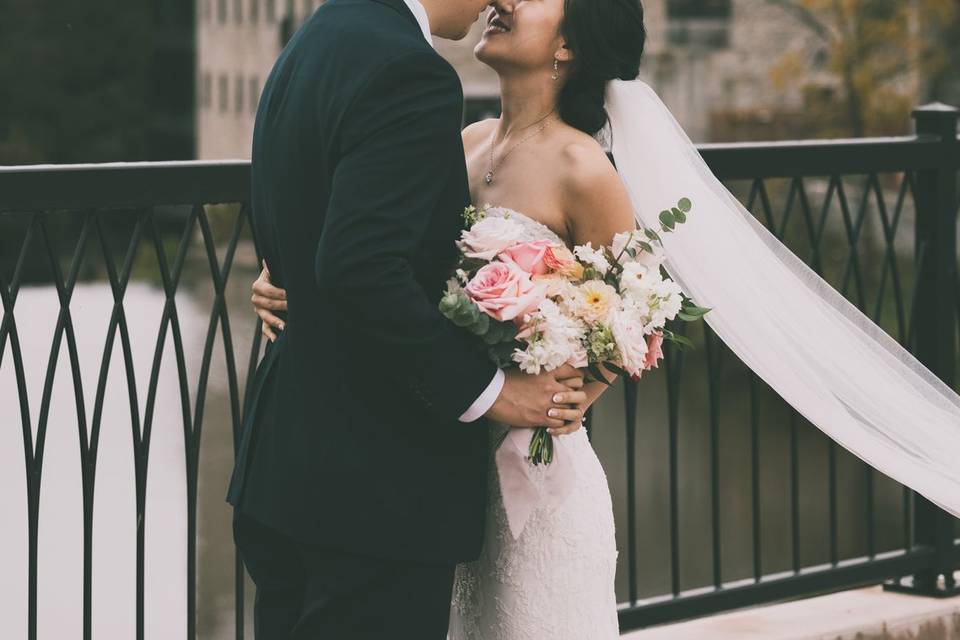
[605,79,960,518]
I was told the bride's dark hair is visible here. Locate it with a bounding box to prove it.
[558,0,646,136]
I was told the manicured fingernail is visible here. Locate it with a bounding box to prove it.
[278,322,285,331]
[548,409,559,418]
[553,394,563,403]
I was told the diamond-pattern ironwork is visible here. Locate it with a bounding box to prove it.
[1,124,957,637]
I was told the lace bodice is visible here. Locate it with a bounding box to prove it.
[483,206,567,245]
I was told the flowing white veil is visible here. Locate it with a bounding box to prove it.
[605,79,960,518]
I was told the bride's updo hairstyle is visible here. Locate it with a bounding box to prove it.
[558,0,646,136]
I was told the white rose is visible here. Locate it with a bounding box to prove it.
[458,216,526,260]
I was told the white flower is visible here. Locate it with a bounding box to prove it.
[445,277,462,295]
[573,243,611,274]
[512,299,586,374]
[610,306,649,377]
[458,216,526,260]
[619,261,658,298]
[648,278,683,327]
[572,280,620,324]
[611,230,639,257]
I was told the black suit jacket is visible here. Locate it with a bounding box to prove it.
[227,0,497,564]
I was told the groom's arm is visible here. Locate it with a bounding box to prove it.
[315,51,498,422]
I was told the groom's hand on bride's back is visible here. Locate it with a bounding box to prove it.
[251,266,586,432]
[251,261,287,342]
[486,365,586,434]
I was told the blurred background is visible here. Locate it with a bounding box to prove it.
[1,1,958,639]
[1,0,958,165]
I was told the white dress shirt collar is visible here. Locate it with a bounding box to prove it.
[403,0,434,47]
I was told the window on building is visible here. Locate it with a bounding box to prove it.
[250,76,260,115]
[286,0,295,21]
[666,0,731,18]
[267,0,276,23]
[203,72,212,109]
[250,0,260,24]
[219,74,229,113]
[666,0,731,48]
[218,0,228,23]
[235,75,245,114]
[234,0,243,23]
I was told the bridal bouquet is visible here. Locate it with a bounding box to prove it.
[440,201,708,465]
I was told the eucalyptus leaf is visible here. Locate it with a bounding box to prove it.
[678,197,692,213]
[469,313,490,336]
[659,210,676,230]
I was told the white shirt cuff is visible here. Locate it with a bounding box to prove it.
[458,368,505,423]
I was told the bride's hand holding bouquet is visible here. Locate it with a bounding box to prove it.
[440,201,708,465]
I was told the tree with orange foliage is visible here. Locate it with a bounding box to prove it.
[766,0,959,137]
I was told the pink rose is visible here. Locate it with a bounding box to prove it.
[500,240,554,276]
[642,331,664,372]
[465,262,549,323]
[543,244,585,280]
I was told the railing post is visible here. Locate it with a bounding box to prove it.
[885,102,959,598]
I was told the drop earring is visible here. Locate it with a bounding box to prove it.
[552,59,560,81]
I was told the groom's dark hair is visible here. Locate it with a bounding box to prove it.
[559,0,646,136]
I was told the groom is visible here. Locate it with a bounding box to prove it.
[226,0,587,638]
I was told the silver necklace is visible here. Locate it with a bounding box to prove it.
[484,111,555,185]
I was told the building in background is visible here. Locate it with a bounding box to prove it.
[196,0,954,159]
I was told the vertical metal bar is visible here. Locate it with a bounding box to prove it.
[623,378,639,605]
[665,339,684,597]
[828,441,838,565]
[704,327,722,588]
[885,103,959,596]
[789,412,800,573]
[749,375,761,580]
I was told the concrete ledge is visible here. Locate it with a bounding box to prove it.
[625,582,960,639]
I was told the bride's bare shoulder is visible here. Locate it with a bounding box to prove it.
[557,131,622,202]
[462,118,497,153]
[556,129,635,244]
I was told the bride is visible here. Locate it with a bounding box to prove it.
[251,0,960,636]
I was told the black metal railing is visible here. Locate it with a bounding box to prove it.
[0,104,957,639]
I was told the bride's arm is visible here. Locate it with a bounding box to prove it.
[560,141,639,409]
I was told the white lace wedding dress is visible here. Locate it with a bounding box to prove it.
[448,208,620,640]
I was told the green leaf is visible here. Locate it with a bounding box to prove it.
[673,209,687,224]
[659,210,676,231]
[638,240,654,254]
[439,294,461,316]
[677,312,700,322]
[468,312,490,336]
[677,197,692,213]
[680,304,711,318]
[588,363,612,385]
[667,333,695,349]
[644,227,662,243]
[601,361,628,377]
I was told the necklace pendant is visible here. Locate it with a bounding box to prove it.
[484,171,494,185]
